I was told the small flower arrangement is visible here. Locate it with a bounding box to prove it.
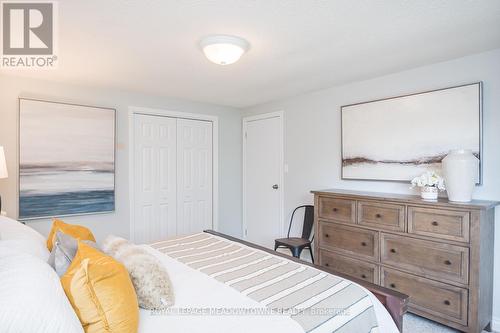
[411,171,445,200]
[411,171,446,190]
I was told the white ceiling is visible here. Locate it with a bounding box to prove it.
[4,0,500,108]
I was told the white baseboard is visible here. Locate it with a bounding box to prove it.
[491,316,500,332]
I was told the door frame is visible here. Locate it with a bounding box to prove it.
[128,106,219,242]
[242,111,284,241]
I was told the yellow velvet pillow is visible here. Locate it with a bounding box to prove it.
[61,242,139,333]
[47,219,95,251]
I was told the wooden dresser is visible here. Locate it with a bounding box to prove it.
[312,189,498,333]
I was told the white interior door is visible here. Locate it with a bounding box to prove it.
[177,119,213,235]
[133,114,177,244]
[243,113,283,248]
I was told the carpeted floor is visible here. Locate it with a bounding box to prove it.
[403,313,493,333]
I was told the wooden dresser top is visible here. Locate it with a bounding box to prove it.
[311,189,500,210]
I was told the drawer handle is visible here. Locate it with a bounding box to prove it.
[390,248,397,253]
[361,274,367,279]
[444,300,451,306]
[325,233,330,238]
[375,213,382,218]
[390,283,396,288]
[361,242,367,247]
[332,208,338,212]
[325,263,330,267]
[444,260,452,265]
[431,221,439,226]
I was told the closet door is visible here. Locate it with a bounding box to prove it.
[133,114,177,244]
[176,119,213,234]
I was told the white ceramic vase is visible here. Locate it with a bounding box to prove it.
[420,186,438,201]
[442,149,478,202]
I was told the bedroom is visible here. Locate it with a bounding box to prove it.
[0,1,499,332]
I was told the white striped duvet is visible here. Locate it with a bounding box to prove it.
[138,233,399,333]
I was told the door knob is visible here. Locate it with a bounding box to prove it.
[272,184,279,190]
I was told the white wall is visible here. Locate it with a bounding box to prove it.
[0,74,243,240]
[243,48,500,326]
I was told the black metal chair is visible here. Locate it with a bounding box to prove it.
[274,205,314,263]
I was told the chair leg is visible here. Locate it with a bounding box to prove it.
[292,247,303,259]
[308,246,315,264]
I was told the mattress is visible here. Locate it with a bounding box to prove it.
[139,233,399,333]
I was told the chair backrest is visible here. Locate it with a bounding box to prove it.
[287,205,314,240]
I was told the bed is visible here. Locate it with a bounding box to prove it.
[138,230,408,333]
[0,216,408,333]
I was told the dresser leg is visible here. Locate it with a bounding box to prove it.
[483,321,492,332]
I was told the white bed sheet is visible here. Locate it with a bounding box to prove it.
[139,243,399,333]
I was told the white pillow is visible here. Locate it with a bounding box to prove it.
[0,216,46,242]
[0,216,49,261]
[0,239,50,262]
[0,248,84,333]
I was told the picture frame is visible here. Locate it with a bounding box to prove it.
[341,82,483,183]
[18,98,116,220]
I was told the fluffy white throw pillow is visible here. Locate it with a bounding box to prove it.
[101,235,174,309]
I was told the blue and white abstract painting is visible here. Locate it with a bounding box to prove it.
[19,99,115,219]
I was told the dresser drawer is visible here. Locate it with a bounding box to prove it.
[382,268,468,325]
[319,222,379,261]
[320,250,379,283]
[357,201,405,232]
[408,207,470,243]
[318,197,356,223]
[381,234,469,285]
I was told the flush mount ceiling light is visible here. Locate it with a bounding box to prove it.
[200,35,250,65]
